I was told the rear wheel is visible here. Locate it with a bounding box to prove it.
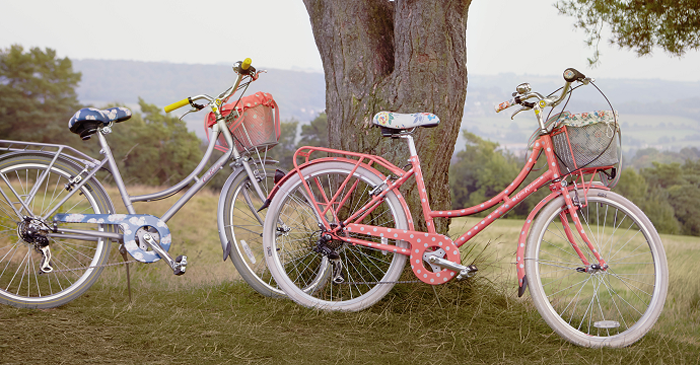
[526,190,668,347]
[0,155,113,308]
[264,161,409,311]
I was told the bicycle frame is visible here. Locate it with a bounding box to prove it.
[0,105,269,270]
[272,130,613,289]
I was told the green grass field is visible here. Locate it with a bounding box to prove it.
[1,187,698,364]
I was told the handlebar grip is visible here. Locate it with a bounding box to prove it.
[241,58,252,70]
[164,98,190,113]
[494,98,516,113]
[563,68,586,82]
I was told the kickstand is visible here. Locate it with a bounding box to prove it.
[432,285,443,310]
[119,245,132,303]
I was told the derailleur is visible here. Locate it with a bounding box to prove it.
[313,232,344,284]
[17,217,54,273]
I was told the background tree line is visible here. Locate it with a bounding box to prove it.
[0,45,328,191]
[1,45,206,187]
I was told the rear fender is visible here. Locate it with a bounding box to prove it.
[0,150,116,219]
[262,157,414,230]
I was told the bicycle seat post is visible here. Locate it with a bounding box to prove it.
[97,128,136,215]
[398,133,418,157]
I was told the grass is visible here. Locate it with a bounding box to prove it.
[100,185,245,287]
[449,216,700,347]
[1,187,699,364]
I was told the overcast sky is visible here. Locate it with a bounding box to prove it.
[2,0,699,82]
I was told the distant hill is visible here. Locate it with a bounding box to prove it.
[73,59,700,149]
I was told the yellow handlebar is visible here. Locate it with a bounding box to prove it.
[241,58,252,70]
[164,98,190,113]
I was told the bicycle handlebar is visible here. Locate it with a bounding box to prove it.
[164,58,256,113]
[241,58,252,71]
[494,98,517,113]
[164,98,191,113]
[493,68,591,118]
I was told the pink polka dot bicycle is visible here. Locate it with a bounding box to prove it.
[261,68,668,348]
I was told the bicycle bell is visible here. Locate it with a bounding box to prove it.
[516,83,531,95]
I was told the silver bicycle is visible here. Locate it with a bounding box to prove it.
[0,59,287,309]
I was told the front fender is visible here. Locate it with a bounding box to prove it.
[516,185,610,296]
[216,159,280,261]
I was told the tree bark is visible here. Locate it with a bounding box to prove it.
[303,0,471,233]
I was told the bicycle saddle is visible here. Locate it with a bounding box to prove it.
[372,111,440,131]
[68,107,132,140]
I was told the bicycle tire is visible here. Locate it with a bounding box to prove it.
[220,165,285,297]
[526,190,668,348]
[263,160,409,311]
[0,154,114,308]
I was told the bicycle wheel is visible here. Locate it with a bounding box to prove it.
[264,160,409,311]
[220,165,284,297]
[0,154,114,308]
[526,190,668,348]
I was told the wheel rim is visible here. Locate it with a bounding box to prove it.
[270,165,408,309]
[225,169,282,295]
[0,160,109,306]
[530,195,665,342]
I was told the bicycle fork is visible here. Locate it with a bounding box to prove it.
[559,189,608,272]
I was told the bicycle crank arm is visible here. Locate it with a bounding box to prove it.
[427,256,478,280]
[141,233,188,275]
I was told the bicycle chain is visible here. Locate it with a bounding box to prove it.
[48,260,139,274]
[340,280,422,285]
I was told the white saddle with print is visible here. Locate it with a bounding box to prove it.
[373,111,440,130]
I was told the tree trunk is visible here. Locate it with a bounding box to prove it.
[303,0,471,233]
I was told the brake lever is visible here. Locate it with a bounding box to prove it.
[510,106,530,120]
[178,102,211,121]
[251,69,266,81]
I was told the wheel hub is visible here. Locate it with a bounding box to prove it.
[313,233,344,258]
[17,217,50,247]
[576,263,609,274]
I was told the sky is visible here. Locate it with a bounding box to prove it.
[1,0,700,82]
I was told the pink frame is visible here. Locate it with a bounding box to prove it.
[279,133,612,290]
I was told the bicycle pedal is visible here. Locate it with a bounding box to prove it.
[456,265,478,281]
[173,255,188,276]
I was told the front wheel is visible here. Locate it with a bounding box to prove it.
[526,190,668,348]
[0,154,114,308]
[263,161,409,311]
[220,165,284,297]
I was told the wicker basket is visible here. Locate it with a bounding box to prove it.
[550,111,620,174]
[205,92,280,153]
